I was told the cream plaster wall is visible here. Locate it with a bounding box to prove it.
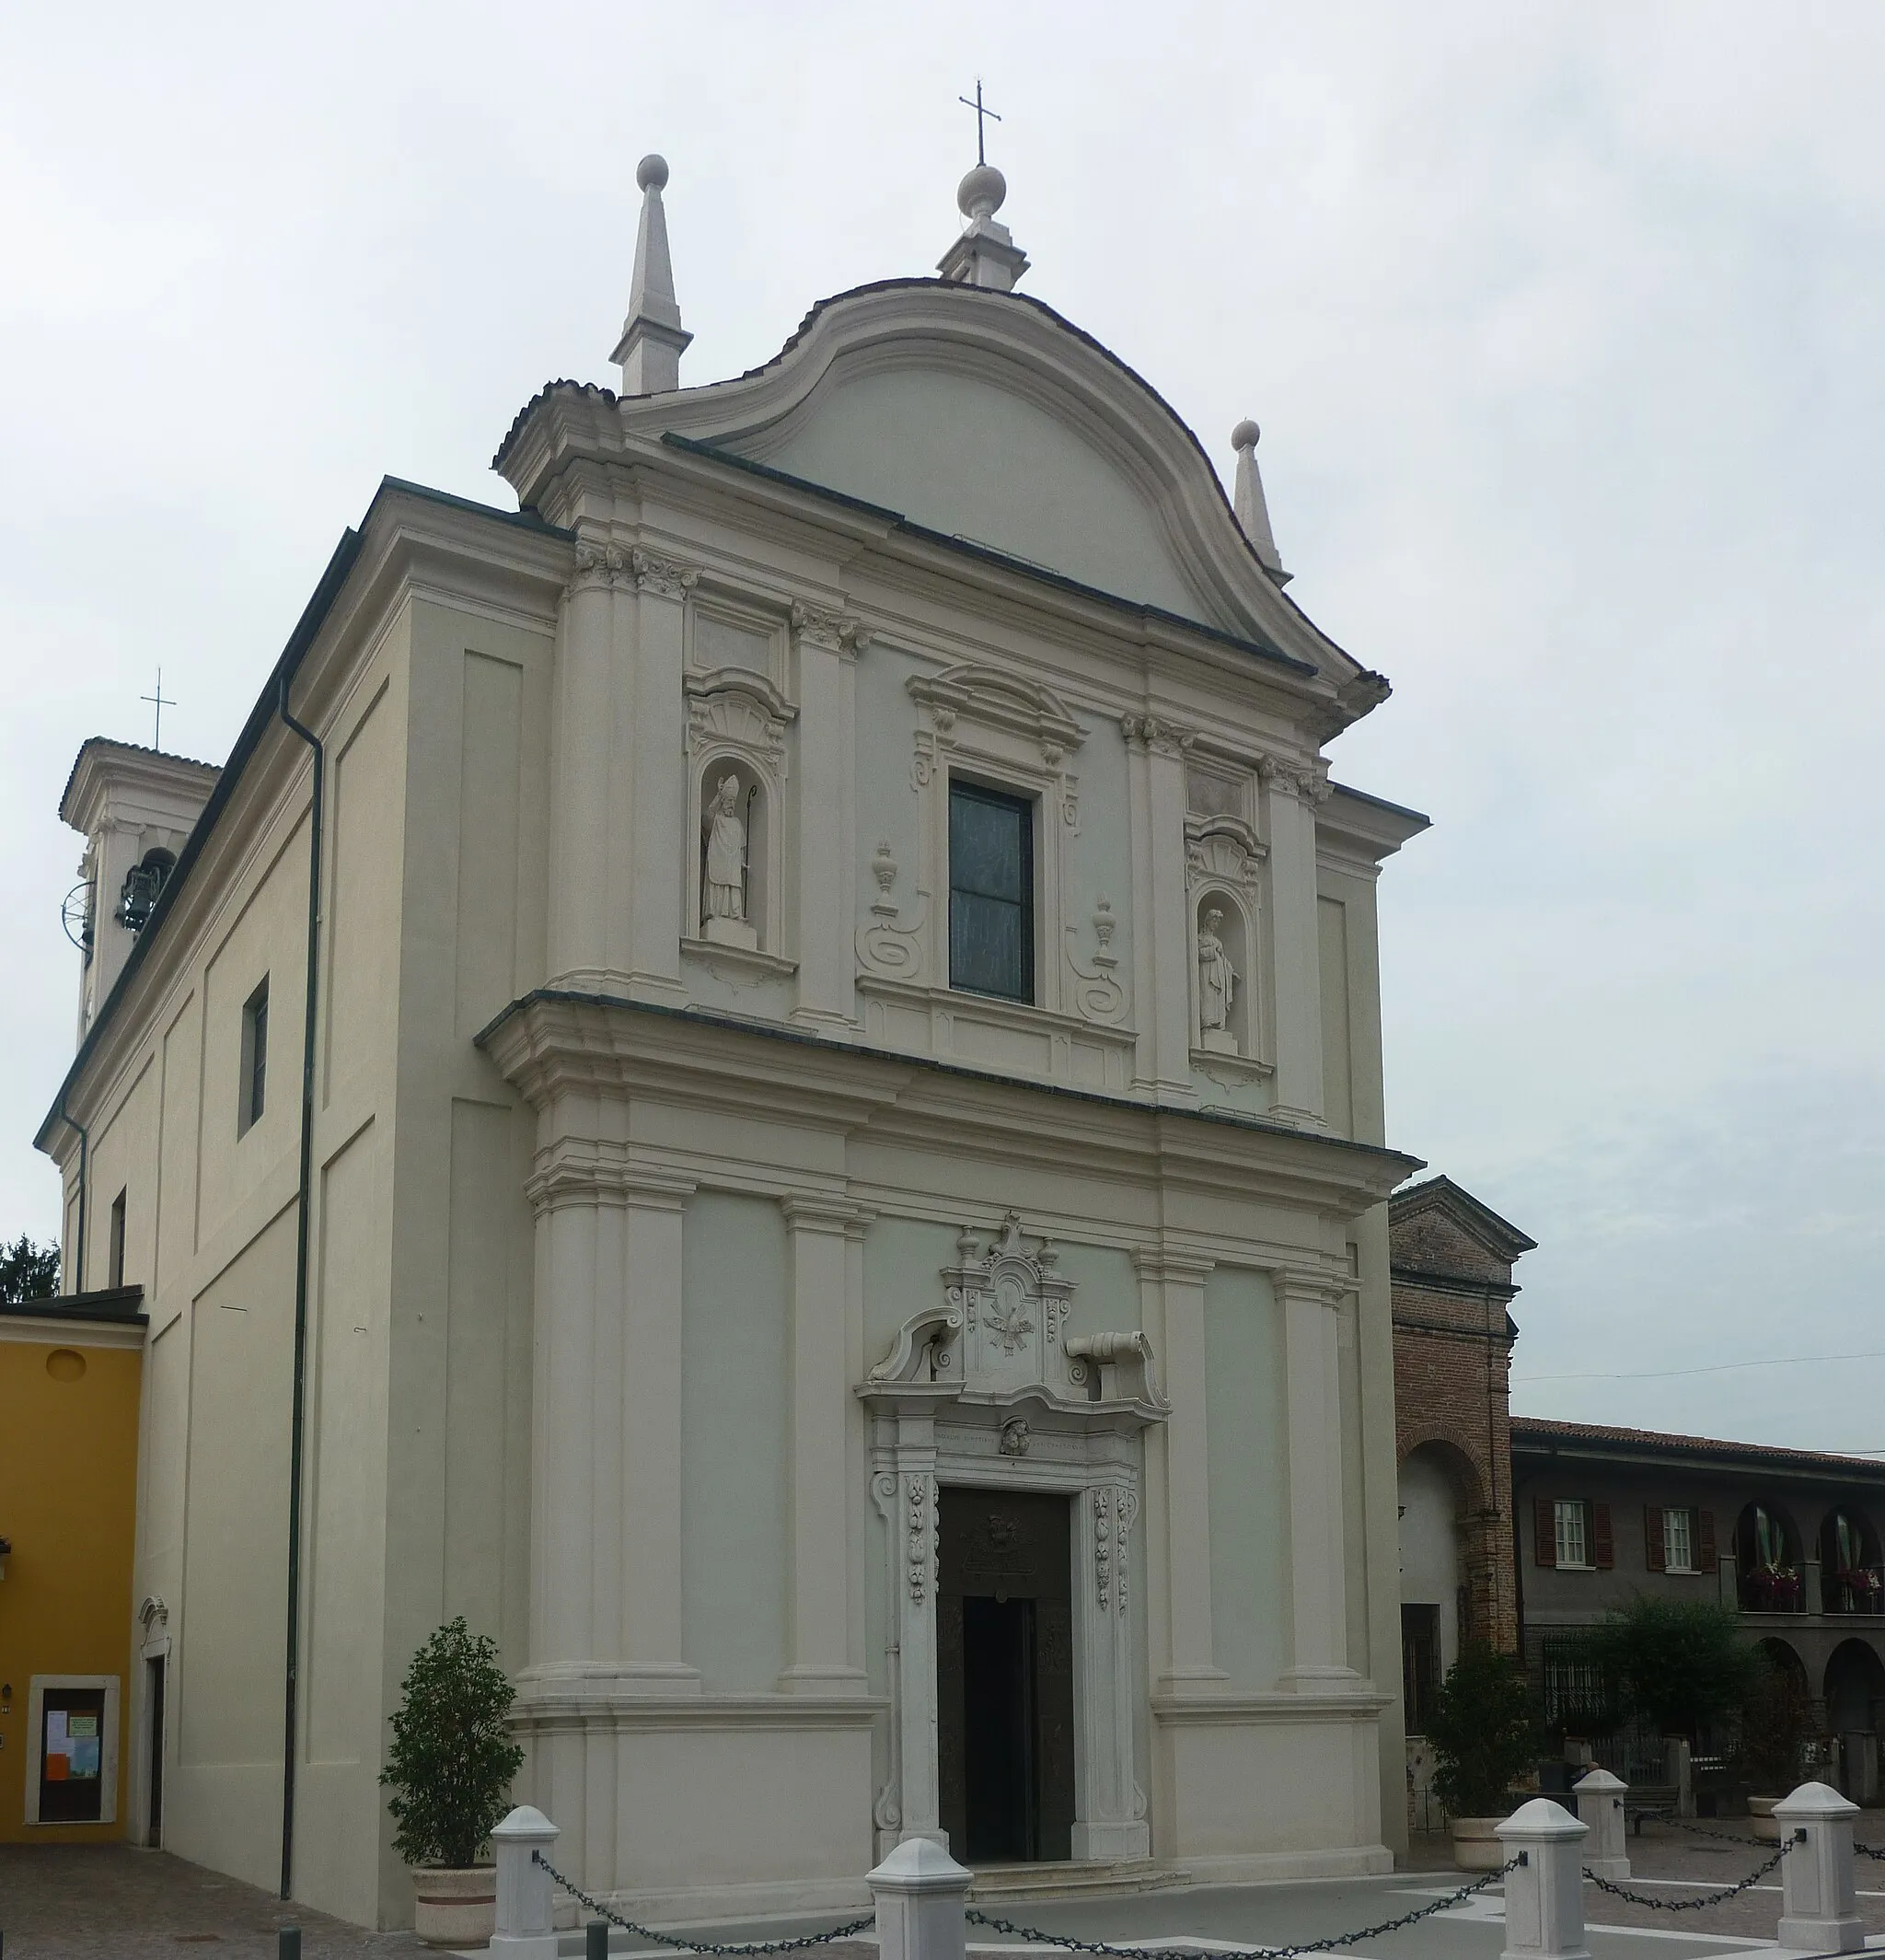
[760,365,1208,623]
[683,1193,790,1691]
[1203,1268,1289,1689]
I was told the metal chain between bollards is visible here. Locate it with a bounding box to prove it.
[1582,1840,1790,1911]
[1856,1838,1885,1862]
[964,1859,1523,1960]
[533,1850,874,1954]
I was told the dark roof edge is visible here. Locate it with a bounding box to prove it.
[1,1283,146,1326]
[659,434,1317,679]
[473,987,1424,1173]
[1391,1173,1538,1255]
[1511,1417,1885,1479]
[36,476,567,1155]
[1325,781,1432,829]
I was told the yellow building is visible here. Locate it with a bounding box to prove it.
[0,1285,145,1843]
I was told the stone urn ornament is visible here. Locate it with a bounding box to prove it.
[380,1616,526,1946]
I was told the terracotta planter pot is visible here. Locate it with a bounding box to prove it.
[1748,1796,1782,1843]
[1451,1816,1507,1870]
[411,1865,498,1947]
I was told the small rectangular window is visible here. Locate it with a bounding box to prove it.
[108,1188,127,1290]
[1555,1499,1590,1569]
[948,781,1035,1002]
[239,978,270,1135]
[1664,1507,1695,1573]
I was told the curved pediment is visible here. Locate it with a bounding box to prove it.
[615,282,1323,658]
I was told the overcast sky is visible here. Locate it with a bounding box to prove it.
[3,3,1879,1453]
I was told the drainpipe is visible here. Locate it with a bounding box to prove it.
[276,672,324,1901]
[55,1085,89,1293]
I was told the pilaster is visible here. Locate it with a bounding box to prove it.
[546,539,696,999]
[1071,1480,1149,1859]
[1261,755,1329,1130]
[780,1195,871,1692]
[1137,1250,1225,1694]
[1123,716,1197,1100]
[875,1416,942,1847]
[1278,1268,1359,1690]
[522,1150,700,1691]
[790,606,865,1032]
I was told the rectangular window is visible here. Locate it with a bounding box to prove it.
[1555,1499,1591,1569]
[948,782,1034,1002]
[239,978,269,1135]
[1664,1507,1695,1573]
[108,1189,127,1290]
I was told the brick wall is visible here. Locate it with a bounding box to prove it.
[1391,1179,1531,1655]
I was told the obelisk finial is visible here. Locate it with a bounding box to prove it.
[611,154,693,395]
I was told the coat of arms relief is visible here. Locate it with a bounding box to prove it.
[863,1210,1167,1418]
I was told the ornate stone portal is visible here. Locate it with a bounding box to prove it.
[859,1212,1167,1862]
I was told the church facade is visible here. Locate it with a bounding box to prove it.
[38,158,1428,1929]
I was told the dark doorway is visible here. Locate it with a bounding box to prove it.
[938,1489,1074,1863]
[145,1656,166,1847]
[1401,1605,1440,1735]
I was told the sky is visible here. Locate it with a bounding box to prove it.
[2,2,1880,1453]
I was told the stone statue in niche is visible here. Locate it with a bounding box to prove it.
[1197,908,1239,1052]
[702,774,757,949]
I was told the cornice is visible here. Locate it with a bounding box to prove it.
[476,991,1420,1218]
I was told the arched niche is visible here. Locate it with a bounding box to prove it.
[684,680,792,959]
[1191,886,1254,1059]
[696,758,770,950]
[1824,1637,1885,1736]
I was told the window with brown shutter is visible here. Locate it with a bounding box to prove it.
[1535,1495,1557,1568]
[1592,1502,1614,1570]
[1645,1506,1666,1572]
[1697,1509,1717,1573]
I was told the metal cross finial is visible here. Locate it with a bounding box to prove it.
[141,667,176,749]
[958,78,1001,167]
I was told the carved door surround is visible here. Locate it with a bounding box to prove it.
[860,1212,1166,1864]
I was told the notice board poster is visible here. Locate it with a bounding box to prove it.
[40,1687,107,1822]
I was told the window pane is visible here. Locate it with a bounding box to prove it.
[250,995,268,1122]
[948,783,1033,1000]
[1555,1500,1588,1568]
[1664,1508,1694,1571]
[949,787,1025,900]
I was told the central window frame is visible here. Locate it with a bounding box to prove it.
[1554,1498,1592,1571]
[947,776,1038,1005]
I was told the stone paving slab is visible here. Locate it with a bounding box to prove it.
[0,1844,433,1959]
[12,1820,1885,1960]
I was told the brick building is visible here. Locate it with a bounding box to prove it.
[1390,1177,1535,1732]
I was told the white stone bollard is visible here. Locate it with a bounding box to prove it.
[868,1836,973,1960]
[490,1804,561,1959]
[1573,1768,1629,1881]
[1497,1798,1590,1960]
[1774,1780,1863,1954]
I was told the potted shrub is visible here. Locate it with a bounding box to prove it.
[1426,1644,1543,1869]
[381,1617,526,1946]
[1740,1663,1815,1841]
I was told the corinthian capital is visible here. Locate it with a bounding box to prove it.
[630,548,700,599]
[790,600,869,655]
[1259,752,1331,805]
[1119,713,1194,758]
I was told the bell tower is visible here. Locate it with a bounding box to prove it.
[60,738,219,1041]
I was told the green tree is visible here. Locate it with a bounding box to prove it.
[1427,1644,1543,1817]
[1594,1597,1764,1740]
[380,1618,525,1869]
[0,1235,59,1304]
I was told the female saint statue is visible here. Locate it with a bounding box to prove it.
[1197,908,1237,1049]
[703,774,748,923]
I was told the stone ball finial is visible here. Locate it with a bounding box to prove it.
[637,154,670,193]
[1232,418,1262,452]
[957,163,1007,221]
